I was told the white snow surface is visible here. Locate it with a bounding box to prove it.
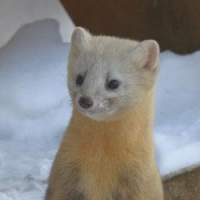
[0,0,74,47]
[0,19,200,199]
[155,51,200,176]
[0,20,71,200]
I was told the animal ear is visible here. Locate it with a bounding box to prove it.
[71,27,91,55]
[133,40,160,71]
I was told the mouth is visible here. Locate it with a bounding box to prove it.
[77,105,116,121]
[78,106,107,115]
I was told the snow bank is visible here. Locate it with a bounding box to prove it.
[0,19,200,199]
[156,51,200,176]
[0,20,71,199]
[0,0,74,47]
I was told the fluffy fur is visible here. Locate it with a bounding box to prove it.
[45,27,163,200]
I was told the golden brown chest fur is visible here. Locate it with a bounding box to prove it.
[45,97,163,200]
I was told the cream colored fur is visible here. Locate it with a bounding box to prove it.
[45,27,163,200]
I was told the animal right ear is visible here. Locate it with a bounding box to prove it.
[70,27,91,57]
[132,40,160,72]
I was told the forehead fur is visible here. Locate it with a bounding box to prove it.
[87,36,139,58]
[70,35,141,76]
[69,27,142,66]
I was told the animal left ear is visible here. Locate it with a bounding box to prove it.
[134,40,160,71]
[69,27,91,60]
[71,27,91,51]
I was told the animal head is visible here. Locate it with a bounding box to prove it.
[67,27,159,121]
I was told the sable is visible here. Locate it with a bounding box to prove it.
[46,27,163,200]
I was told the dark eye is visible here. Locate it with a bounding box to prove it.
[76,74,84,86]
[106,79,120,90]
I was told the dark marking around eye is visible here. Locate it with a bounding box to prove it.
[106,79,121,90]
[76,74,84,86]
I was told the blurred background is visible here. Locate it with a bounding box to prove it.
[0,0,200,200]
[61,0,200,54]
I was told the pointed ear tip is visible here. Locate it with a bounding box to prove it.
[147,40,160,52]
[142,39,159,47]
[73,26,85,33]
[71,27,91,42]
[71,27,85,38]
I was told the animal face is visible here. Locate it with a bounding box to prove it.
[67,28,159,121]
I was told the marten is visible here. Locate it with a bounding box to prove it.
[45,27,164,200]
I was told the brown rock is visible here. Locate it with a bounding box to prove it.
[164,167,200,200]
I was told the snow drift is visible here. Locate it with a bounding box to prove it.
[0,20,71,200]
[0,0,74,47]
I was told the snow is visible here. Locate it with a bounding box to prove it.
[0,20,72,200]
[155,51,200,177]
[0,0,74,47]
[0,19,200,199]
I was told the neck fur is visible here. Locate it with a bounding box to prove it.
[67,91,154,155]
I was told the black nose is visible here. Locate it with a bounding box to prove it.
[79,96,93,109]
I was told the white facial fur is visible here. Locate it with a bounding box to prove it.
[67,27,160,121]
